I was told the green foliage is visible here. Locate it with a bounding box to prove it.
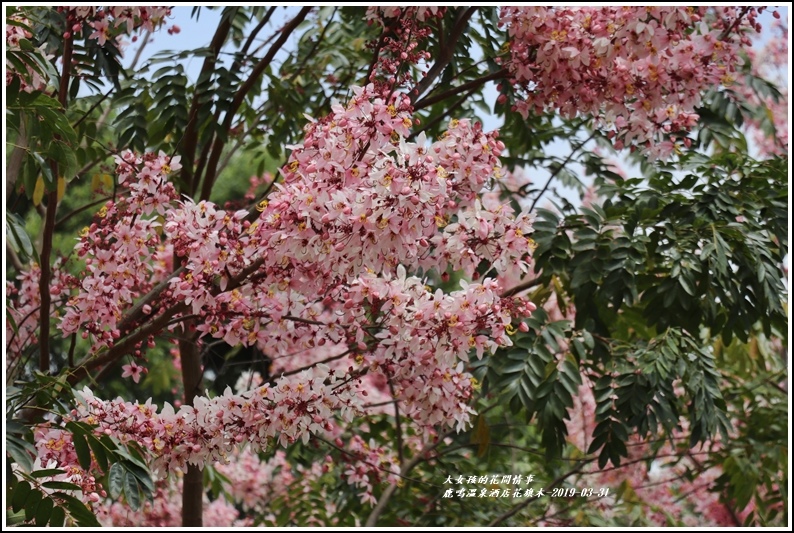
[6,374,155,526]
[711,332,788,526]
[5,212,38,264]
[512,151,788,471]
[472,308,581,459]
[7,91,78,195]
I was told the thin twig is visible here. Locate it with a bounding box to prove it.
[72,86,114,129]
[55,194,113,228]
[528,130,596,213]
[487,460,590,526]
[500,277,542,298]
[414,68,507,110]
[718,6,752,41]
[365,429,457,526]
[67,333,76,368]
[6,244,26,273]
[275,350,352,379]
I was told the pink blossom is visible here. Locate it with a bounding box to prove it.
[499,7,766,157]
[121,361,145,383]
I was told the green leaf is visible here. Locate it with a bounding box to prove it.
[49,505,65,527]
[29,152,54,188]
[24,487,42,522]
[86,434,108,473]
[35,495,54,525]
[679,275,696,296]
[11,479,31,513]
[470,414,490,458]
[6,434,35,472]
[125,461,155,497]
[72,433,92,471]
[6,212,35,261]
[42,480,83,491]
[123,469,142,511]
[108,462,124,499]
[30,468,66,478]
[54,491,101,526]
[50,141,79,180]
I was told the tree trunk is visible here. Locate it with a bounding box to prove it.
[182,464,204,527]
[180,323,203,526]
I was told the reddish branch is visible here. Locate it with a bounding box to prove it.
[38,33,74,373]
[414,68,507,110]
[178,15,233,193]
[411,7,478,103]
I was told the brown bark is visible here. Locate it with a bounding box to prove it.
[180,322,203,526]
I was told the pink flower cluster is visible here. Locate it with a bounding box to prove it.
[257,85,533,283]
[73,362,361,473]
[499,7,766,158]
[59,6,172,44]
[32,428,104,505]
[215,448,295,512]
[6,262,70,375]
[158,85,535,431]
[342,435,400,506]
[58,84,536,482]
[364,7,445,88]
[60,151,178,353]
[5,16,30,48]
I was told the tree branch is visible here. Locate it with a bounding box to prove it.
[199,7,313,201]
[500,277,542,298]
[411,86,478,140]
[68,257,266,386]
[68,301,189,385]
[239,7,277,62]
[180,319,203,527]
[414,68,507,110]
[118,266,186,333]
[411,7,478,103]
[178,15,233,192]
[38,33,74,374]
[528,130,595,213]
